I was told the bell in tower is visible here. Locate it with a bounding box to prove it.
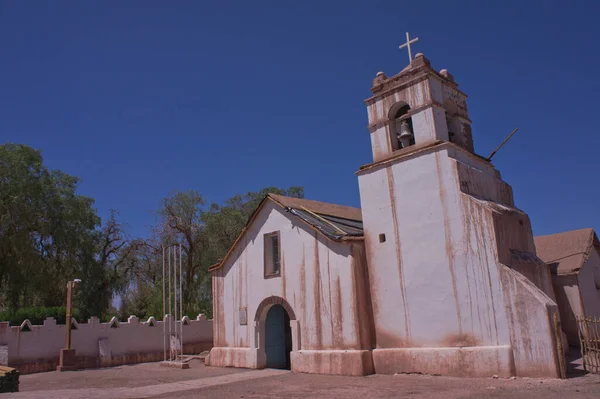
[357,33,565,380]
[364,37,473,162]
[397,120,414,148]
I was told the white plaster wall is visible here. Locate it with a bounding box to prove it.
[552,274,583,346]
[579,249,600,317]
[0,315,212,363]
[359,147,509,348]
[551,249,600,347]
[212,201,372,352]
[366,79,430,126]
[442,84,468,118]
[367,101,385,128]
[370,126,391,162]
[408,105,448,145]
[358,143,561,377]
[594,249,600,291]
[428,76,444,103]
[455,161,514,207]
[433,105,449,141]
[499,266,560,377]
[448,146,499,177]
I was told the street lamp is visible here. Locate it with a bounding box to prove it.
[65,279,81,350]
[57,279,82,372]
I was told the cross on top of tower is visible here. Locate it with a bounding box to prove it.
[398,32,419,63]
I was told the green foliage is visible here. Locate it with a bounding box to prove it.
[118,282,164,320]
[0,142,304,321]
[0,143,102,311]
[119,186,303,320]
[0,306,82,326]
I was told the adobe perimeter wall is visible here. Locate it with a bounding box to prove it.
[0,314,213,374]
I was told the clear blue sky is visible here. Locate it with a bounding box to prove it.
[1,1,598,239]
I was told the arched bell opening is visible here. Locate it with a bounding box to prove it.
[443,99,461,145]
[388,102,415,151]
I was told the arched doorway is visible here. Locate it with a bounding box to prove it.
[264,304,292,369]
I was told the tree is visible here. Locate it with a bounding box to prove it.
[199,186,304,313]
[158,190,206,310]
[77,210,133,320]
[0,143,101,312]
[118,186,304,319]
[0,142,306,323]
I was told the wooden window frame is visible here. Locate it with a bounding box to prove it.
[264,231,281,278]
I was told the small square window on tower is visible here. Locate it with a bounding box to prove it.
[264,231,281,278]
[379,233,386,243]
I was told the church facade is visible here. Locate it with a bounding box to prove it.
[206,194,374,375]
[205,51,566,378]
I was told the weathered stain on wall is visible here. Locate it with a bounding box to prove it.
[552,274,582,346]
[385,167,411,344]
[358,141,563,377]
[578,249,600,318]
[207,200,375,375]
[499,265,561,378]
[364,55,474,161]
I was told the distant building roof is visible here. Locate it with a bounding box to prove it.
[534,228,600,275]
[208,194,364,272]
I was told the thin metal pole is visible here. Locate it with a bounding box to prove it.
[486,128,519,161]
[168,246,172,361]
[162,246,166,362]
[173,245,177,361]
[179,244,183,363]
[65,281,72,350]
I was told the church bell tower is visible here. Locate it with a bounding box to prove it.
[366,49,474,162]
[356,34,564,379]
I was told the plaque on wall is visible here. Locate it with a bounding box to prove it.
[239,308,247,325]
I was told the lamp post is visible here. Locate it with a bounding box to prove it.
[65,279,81,350]
[57,279,81,371]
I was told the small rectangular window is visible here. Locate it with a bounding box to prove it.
[379,233,386,243]
[264,231,281,278]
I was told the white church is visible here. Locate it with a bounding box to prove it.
[205,35,598,378]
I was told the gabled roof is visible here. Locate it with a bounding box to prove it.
[534,228,600,275]
[268,194,362,222]
[208,194,364,272]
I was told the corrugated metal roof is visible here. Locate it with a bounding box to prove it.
[285,207,363,241]
[268,193,362,221]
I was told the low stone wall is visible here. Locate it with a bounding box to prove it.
[0,314,213,374]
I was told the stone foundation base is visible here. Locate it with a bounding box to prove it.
[159,360,190,369]
[372,345,514,378]
[205,347,259,369]
[57,349,77,372]
[206,347,374,376]
[291,350,374,376]
[207,346,523,378]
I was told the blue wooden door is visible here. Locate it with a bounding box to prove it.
[265,305,288,369]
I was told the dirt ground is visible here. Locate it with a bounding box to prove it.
[12,357,600,399]
[155,370,600,399]
[17,359,242,391]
